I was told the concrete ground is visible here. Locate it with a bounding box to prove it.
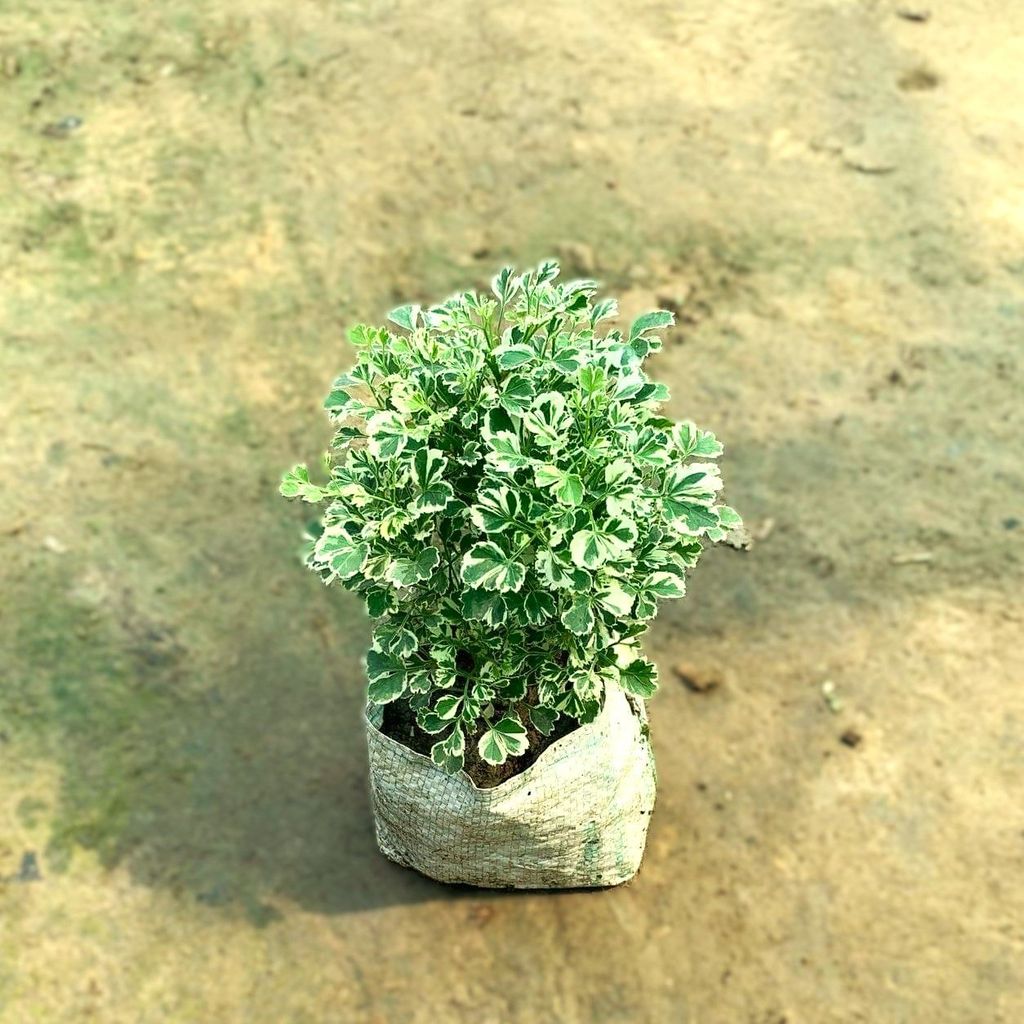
[2,1,1022,1021]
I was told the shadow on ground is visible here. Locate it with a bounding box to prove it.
[8,480,461,921]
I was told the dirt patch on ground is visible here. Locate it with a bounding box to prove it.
[2,2,1023,1022]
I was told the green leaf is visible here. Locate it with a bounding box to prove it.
[595,580,636,616]
[633,590,658,621]
[533,464,561,489]
[606,517,638,546]
[551,350,582,374]
[632,427,672,468]
[363,587,394,618]
[591,297,618,323]
[450,441,481,468]
[315,533,369,580]
[434,694,463,720]
[604,458,634,487]
[535,548,590,590]
[578,363,607,395]
[331,425,364,450]
[666,501,719,534]
[414,481,454,515]
[618,658,659,699]
[561,594,595,635]
[530,704,559,736]
[387,304,419,331]
[560,691,600,724]
[431,726,465,775]
[694,433,723,458]
[534,259,560,284]
[413,447,447,488]
[521,391,573,449]
[378,508,413,540]
[323,378,355,416]
[491,266,519,303]
[718,505,743,528]
[460,541,527,593]
[571,667,603,702]
[366,410,408,460]
[555,473,584,506]
[279,464,324,503]
[411,447,453,514]
[645,571,686,599]
[483,431,530,472]
[523,590,557,625]
[495,344,536,369]
[481,405,515,435]
[569,517,637,569]
[469,485,529,534]
[613,373,647,400]
[389,380,427,417]
[390,378,429,414]
[417,710,448,735]
[662,464,723,534]
[461,588,507,625]
[537,670,564,708]
[498,374,536,413]
[385,627,418,658]
[365,649,406,704]
[565,288,591,311]
[414,545,441,578]
[534,464,584,506]
[673,421,724,459]
[477,715,528,766]
[665,463,723,499]
[346,323,377,347]
[628,310,674,342]
[386,546,441,588]
[430,651,458,691]
[407,669,433,694]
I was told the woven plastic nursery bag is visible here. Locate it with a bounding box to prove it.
[365,684,656,888]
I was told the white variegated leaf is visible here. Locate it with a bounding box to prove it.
[460,541,527,593]
[521,391,574,449]
[366,410,408,460]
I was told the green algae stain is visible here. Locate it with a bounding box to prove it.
[4,577,194,878]
[4,549,370,924]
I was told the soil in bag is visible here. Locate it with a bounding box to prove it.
[381,696,581,789]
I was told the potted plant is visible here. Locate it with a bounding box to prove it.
[281,260,740,888]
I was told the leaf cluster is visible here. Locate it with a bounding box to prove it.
[281,261,740,774]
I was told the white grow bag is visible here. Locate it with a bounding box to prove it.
[365,685,657,889]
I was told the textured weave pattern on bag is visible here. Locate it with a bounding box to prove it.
[365,686,656,889]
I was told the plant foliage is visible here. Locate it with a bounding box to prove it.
[281,261,740,773]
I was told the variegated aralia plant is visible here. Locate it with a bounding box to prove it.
[281,260,740,775]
